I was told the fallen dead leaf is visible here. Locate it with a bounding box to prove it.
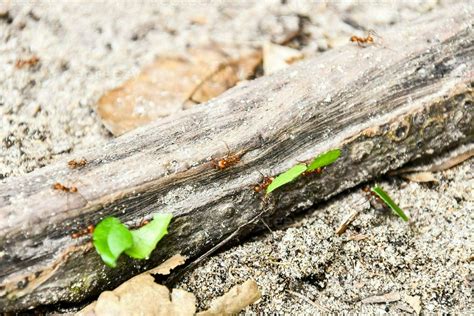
[78,254,188,316]
[197,279,261,316]
[361,292,401,304]
[347,234,369,241]
[78,257,262,316]
[263,42,303,75]
[79,274,196,316]
[148,253,187,275]
[392,144,474,174]
[186,50,262,106]
[429,146,474,172]
[404,294,421,315]
[401,171,438,183]
[97,46,261,135]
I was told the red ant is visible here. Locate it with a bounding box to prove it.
[68,158,87,169]
[132,218,150,229]
[52,182,78,193]
[302,167,323,177]
[254,175,274,193]
[350,30,377,47]
[361,185,384,205]
[211,143,241,170]
[71,224,95,239]
[15,55,40,69]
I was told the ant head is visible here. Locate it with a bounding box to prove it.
[217,160,227,169]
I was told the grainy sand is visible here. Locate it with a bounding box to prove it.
[1,1,471,314]
[179,159,473,314]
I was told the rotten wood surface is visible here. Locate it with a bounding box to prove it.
[0,6,473,312]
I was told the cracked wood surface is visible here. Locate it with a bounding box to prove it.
[0,5,472,312]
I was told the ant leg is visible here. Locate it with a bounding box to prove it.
[367,29,376,37]
[218,140,231,156]
[256,169,267,180]
[257,134,266,147]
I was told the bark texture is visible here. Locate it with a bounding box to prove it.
[0,6,472,312]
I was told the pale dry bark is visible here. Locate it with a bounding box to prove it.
[0,5,472,312]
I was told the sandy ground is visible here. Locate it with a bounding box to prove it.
[179,159,473,314]
[1,0,471,314]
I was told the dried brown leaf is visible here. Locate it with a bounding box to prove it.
[392,144,474,174]
[361,292,401,304]
[77,254,189,316]
[148,253,187,275]
[97,46,261,135]
[401,171,438,183]
[187,50,261,105]
[197,279,261,316]
[429,147,474,172]
[79,274,195,316]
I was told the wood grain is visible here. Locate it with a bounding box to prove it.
[0,5,472,312]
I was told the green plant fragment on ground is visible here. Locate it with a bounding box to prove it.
[306,149,341,172]
[125,213,173,259]
[371,185,409,221]
[266,164,307,194]
[93,217,133,268]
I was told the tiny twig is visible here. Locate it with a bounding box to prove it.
[260,218,273,234]
[167,210,267,285]
[335,197,368,236]
[286,290,330,313]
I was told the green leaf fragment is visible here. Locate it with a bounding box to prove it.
[371,185,409,222]
[93,217,133,268]
[266,164,307,194]
[307,149,341,172]
[125,213,173,259]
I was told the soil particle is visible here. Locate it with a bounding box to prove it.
[179,159,473,314]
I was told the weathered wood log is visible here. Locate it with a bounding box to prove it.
[0,5,472,312]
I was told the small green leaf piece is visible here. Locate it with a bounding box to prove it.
[93,217,133,268]
[307,149,341,172]
[371,185,409,222]
[266,164,307,194]
[125,213,173,259]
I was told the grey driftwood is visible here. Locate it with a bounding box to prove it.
[0,5,472,312]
